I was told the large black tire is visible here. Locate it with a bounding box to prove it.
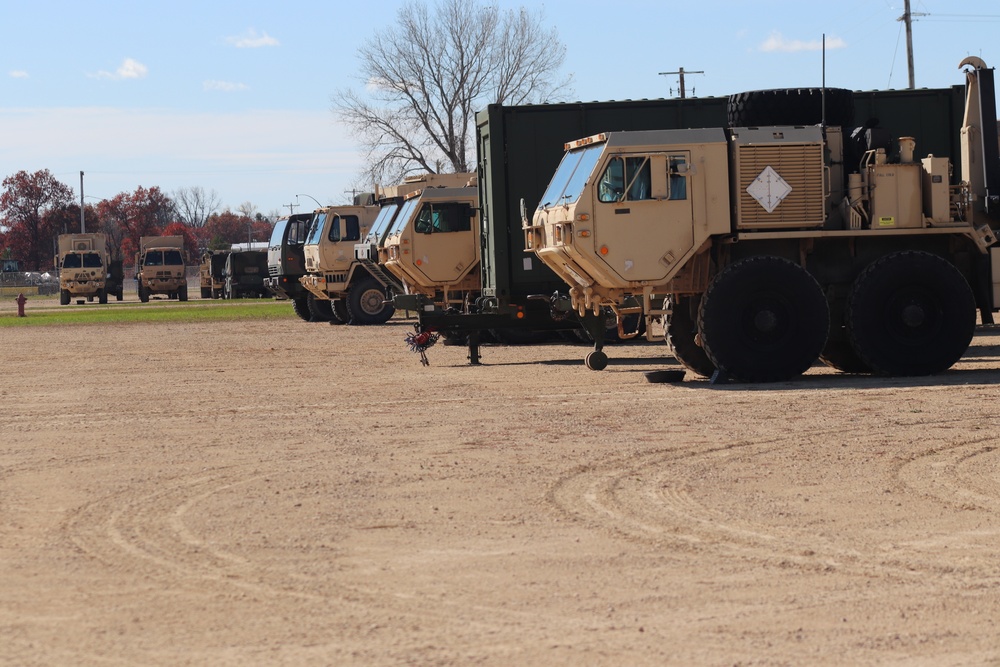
[698,256,829,382]
[306,293,334,322]
[138,284,149,303]
[60,289,70,306]
[201,287,211,299]
[727,87,854,127]
[179,284,188,302]
[846,251,976,376]
[666,295,715,378]
[291,296,311,322]
[346,277,394,325]
[330,298,350,325]
[98,288,108,304]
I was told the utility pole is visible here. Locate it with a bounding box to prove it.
[80,171,85,233]
[658,67,704,99]
[897,0,929,89]
[284,202,298,215]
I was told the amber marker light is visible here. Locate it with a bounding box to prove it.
[600,246,609,255]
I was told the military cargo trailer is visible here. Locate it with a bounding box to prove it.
[412,86,968,363]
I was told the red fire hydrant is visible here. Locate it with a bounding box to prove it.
[15,293,27,317]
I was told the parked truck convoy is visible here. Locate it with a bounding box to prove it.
[524,57,1000,380]
[135,235,188,302]
[55,233,123,305]
[404,59,985,371]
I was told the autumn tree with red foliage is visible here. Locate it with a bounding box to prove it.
[0,170,74,270]
[97,186,176,260]
[202,209,267,249]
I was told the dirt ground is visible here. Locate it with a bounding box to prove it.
[3,297,1000,666]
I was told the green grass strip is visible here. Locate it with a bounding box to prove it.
[0,299,297,327]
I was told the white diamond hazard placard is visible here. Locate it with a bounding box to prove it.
[746,166,792,213]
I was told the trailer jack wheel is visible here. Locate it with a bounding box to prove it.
[585,350,609,371]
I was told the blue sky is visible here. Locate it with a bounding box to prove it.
[3,0,1000,218]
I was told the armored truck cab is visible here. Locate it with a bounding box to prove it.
[299,203,383,323]
[384,185,481,312]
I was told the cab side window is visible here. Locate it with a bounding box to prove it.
[598,157,651,202]
[328,215,361,242]
[669,155,688,200]
[415,204,472,233]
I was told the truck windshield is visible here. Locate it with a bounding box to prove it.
[538,144,604,209]
[305,212,327,246]
[269,219,288,246]
[82,252,103,268]
[147,250,183,266]
[387,198,420,236]
[365,204,398,244]
[62,254,82,268]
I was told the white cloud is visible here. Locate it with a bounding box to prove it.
[760,32,846,53]
[204,80,250,92]
[226,29,279,48]
[91,57,148,80]
[9,70,29,79]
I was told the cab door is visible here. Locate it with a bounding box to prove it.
[593,152,694,284]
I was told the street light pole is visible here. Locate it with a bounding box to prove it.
[296,194,322,209]
[80,171,85,233]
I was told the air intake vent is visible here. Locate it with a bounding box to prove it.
[735,143,826,229]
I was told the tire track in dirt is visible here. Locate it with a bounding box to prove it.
[548,420,1000,582]
[56,462,582,638]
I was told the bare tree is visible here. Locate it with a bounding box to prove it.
[173,186,221,228]
[236,201,259,220]
[334,0,572,186]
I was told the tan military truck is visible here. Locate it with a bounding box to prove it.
[300,173,474,324]
[299,202,382,323]
[526,57,1000,380]
[135,235,188,302]
[199,250,227,298]
[382,182,481,313]
[55,233,123,305]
